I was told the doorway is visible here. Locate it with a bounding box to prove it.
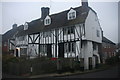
[58,43,64,58]
[47,44,52,58]
[16,49,18,57]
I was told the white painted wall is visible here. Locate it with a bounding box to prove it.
[85,10,102,43]
[83,41,93,70]
[15,35,28,57]
[16,35,28,45]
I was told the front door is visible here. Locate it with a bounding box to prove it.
[47,44,52,58]
[16,49,18,57]
[58,43,64,58]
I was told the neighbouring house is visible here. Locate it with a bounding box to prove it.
[2,24,18,55]
[101,36,117,63]
[2,0,102,70]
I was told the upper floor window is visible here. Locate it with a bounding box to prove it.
[93,42,97,50]
[67,9,76,20]
[64,27,74,35]
[97,30,100,37]
[44,16,51,26]
[24,22,28,30]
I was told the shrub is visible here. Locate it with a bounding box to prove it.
[105,56,119,65]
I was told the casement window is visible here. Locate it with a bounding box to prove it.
[24,22,28,30]
[64,27,74,35]
[44,16,51,25]
[93,42,97,50]
[64,42,75,53]
[97,30,100,37]
[40,45,47,53]
[67,9,76,20]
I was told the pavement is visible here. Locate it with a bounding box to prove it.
[2,68,105,78]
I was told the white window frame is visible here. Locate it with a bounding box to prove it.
[67,9,76,20]
[44,16,51,25]
[64,27,75,35]
[24,22,28,30]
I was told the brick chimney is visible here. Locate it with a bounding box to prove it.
[81,0,88,7]
[41,7,50,19]
[12,24,17,29]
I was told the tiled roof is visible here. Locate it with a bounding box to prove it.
[2,28,18,42]
[16,6,90,36]
[102,36,116,45]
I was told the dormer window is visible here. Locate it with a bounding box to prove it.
[67,9,76,20]
[24,22,28,30]
[44,16,51,25]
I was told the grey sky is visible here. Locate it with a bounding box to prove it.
[0,0,118,43]
[0,2,2,34]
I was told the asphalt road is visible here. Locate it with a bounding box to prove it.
[55,65,120,78]
[2,64,120,79]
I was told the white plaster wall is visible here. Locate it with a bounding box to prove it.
[16,35,28,45]
[84,41,93,58]
[93,44,101,63]
[76,41,81,58]
[85,10,102,43]
[83,41,93,70]
[51,44,58,57]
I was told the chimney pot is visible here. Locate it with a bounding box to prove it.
[41,7,50,19]
[81,0,88,7]
[12,24,17,29]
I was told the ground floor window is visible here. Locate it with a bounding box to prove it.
[40,45,47,54]
[20,48,27,56]
[64,42,75,53]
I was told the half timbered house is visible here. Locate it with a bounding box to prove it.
[9,0,102,70]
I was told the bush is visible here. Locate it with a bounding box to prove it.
[105,56,119,65]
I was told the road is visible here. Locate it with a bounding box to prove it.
[54,65,120,78]
[2,64,120,79]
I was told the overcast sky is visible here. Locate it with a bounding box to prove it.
[0,0,119,43]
